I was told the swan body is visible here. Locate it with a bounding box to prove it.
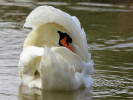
[19,6,94,90]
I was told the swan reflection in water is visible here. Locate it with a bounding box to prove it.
[18,84,93,100]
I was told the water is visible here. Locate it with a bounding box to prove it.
[0,0,133,100]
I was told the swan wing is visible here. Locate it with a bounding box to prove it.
[40,46,85,90]
[24,6,89,62]
[52,47,84,72]
[18,46,43,88]
[18,46,93,90]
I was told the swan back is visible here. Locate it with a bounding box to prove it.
[24,6,89,62]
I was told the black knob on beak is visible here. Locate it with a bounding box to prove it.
[57,31,72,46]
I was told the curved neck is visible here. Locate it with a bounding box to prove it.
[23,23,67,50]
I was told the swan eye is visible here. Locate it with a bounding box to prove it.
[57,31,73,52]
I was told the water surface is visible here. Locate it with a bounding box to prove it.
[0,0,133,100]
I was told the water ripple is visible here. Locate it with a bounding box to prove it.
[37,2,68,6]
[77,2,126,8]
[68,6,133,12]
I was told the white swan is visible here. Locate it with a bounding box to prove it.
[18,6,94,91]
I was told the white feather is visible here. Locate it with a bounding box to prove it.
[19,6,94,90]
[24,5,88,62]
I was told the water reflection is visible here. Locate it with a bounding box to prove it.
[18,84,93,100]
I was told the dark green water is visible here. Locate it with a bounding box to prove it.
[0,0,133,100]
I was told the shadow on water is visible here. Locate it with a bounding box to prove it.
[18,84,93,100]
[0,0,133,100]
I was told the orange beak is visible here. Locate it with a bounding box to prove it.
[60,37,73,52]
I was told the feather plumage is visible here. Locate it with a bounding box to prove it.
[19,5,94,90]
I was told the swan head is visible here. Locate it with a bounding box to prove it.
[23,22,73,52]
[23,5,89,62]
